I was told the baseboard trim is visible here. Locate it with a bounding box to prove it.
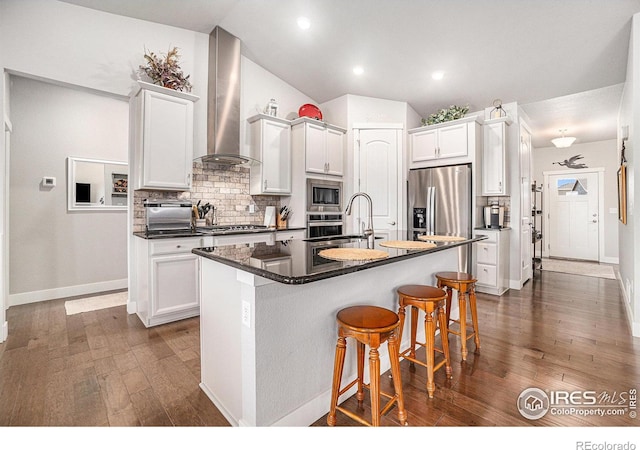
[618,277,639,338]
[8,279,128,307]
[199,382,239,427]
[600,256,619,265]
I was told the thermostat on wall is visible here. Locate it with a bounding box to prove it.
[42,176,56,187]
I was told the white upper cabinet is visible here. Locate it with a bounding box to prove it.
[132,81,199,191]
[408,116,481,168]
[481,117,512,196]
[248,114,292,195]
[291,117,346,178]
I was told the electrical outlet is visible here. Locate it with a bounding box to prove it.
[241,301,251,327]
[249,204,256,213]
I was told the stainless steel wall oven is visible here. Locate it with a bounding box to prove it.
[306,178,343,238]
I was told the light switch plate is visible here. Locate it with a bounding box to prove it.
[42,176,56,187]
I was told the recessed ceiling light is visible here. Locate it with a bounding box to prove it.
[297,17,311,30]
[353,66,364,75]
[431,71,444,80]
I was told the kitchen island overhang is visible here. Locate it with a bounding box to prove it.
[194,232,486,427]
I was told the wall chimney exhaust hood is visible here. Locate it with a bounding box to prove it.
[201,26,256,165]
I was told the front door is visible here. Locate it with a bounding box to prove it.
[547,170,600,261]
[355,127,401,233]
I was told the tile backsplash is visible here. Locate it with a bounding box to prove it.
[133,162,282,233]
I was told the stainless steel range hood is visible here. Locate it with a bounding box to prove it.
[202,26,255,165]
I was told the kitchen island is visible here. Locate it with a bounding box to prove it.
[193,231,486,426]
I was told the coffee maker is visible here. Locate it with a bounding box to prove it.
[483,203,504,229]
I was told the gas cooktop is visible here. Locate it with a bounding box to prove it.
[198,224,270,234]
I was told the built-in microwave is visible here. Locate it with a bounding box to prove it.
[306,178,342,212]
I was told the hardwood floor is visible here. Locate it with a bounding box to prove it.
[0,297,229,426]
[1,270,639,428]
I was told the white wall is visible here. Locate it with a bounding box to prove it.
[618,13,639,336]
[0,0,210,155]
[9,76,128,303]
[533,140,620,263]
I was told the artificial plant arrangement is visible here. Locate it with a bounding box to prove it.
[422,104,469,126]
[139,46,193,93]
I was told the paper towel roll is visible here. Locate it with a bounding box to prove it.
[264,206,276,228]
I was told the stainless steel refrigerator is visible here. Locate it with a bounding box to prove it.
[407,164,472,271]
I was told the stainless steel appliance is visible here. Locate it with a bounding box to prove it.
[144,200,193,236]
[407,164,472,271]
[483,203,505,228]
[197,224,269,234]
[307,178,342,212]
[306,213,344,238]
[306,178,344,238]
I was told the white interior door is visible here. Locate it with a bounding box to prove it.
[355,128,400,233]
[548,171,599,261]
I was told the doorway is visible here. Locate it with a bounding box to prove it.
[353,125,403,236]
[544,168,604,262]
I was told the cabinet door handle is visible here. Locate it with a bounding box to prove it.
[389,221,396,226]
[264,180,268,190]
[327,163,330,173]
[176,245,182,249]
[483,268,488,272]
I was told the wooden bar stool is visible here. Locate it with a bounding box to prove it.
[327,305,407,427]
[435,271,481,361]
[396,285,452,399]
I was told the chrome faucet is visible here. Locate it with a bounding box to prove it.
[345,192,375,249]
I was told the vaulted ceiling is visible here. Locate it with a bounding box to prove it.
[61,0,640,148]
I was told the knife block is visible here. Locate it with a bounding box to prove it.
[276,213,288,229]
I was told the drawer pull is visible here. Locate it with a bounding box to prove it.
[176,245,182,248]
[483,268,488,272]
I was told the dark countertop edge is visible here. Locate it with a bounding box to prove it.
[192,236,487,285]
[133,227,306,240]
[474,227,512,231]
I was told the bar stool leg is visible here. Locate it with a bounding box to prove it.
[327,335,346,426]
[369,346,381,426]
[424,308,436,398]
[410,306,418,360]
[397,303,406,348]
[459,290,468,361]
[469,285,481,350]
[442,284,453,326]
[387,330,408,425]
[356,341,366,403]
[437,304,452,378]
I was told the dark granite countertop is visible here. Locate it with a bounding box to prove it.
[133,226,306,240]
[474,226,512,231]
[193,230,487,285]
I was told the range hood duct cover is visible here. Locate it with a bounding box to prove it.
[204,26,255,165]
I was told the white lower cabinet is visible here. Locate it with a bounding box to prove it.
[474,229,510,295]
[134,230,299,327]
[135,236,211,327]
